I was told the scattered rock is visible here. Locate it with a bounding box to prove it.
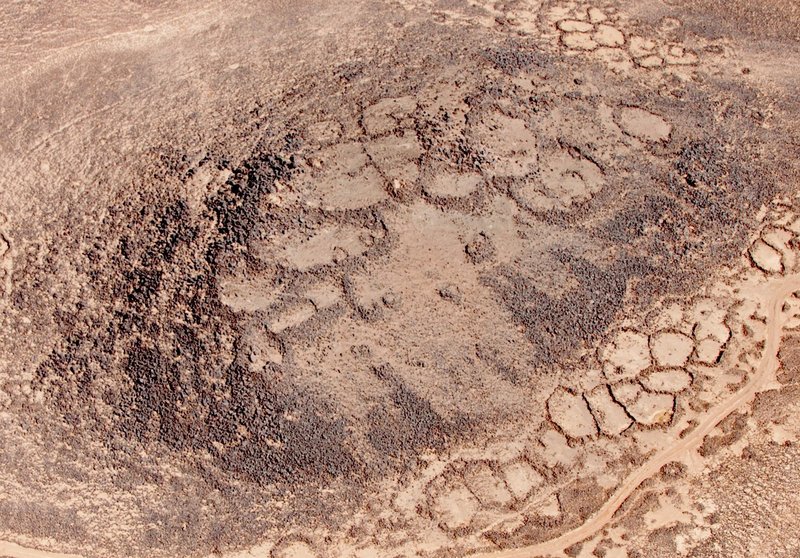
[514,149,604,210]
[430,483,480,531]
[628,392,674,426]
[595,47,634,72]
[588,8,607,23]
[637,55,664,68]
[438,284,462,303]
[305,120,342,145]
[749,239,783,273]
[603,330,652,378]
[558,20,594,33]
[502,461,543,500]
[273,541,318,558]
[478,114,538,177]
[562,32,598,50]
[381,292,399,308]
[363,96,417,136]
[617,107,671,142]
[423,171,482,199]
[593,24,624,47]
[650,331,694,367]
[694,337,724,364]
[585,384,633,436]
[610,381,642,406]
[365,130,424,184]
[463,462,514,508]
[629,36,657,57]
[547,388,598,438]
[465,232,495,264]
[641,368,692,393]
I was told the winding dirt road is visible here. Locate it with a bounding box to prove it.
[1,272,796,558]
[2,0,799,556]
[474,272,800,558]
[0,540,82,558]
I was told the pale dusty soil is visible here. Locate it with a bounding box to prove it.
[1,1,800,557]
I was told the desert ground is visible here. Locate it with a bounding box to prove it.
[1,0,799,557]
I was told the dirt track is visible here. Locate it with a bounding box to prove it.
[475,272,800,558]
[2,1,800,557]
[3,273,798,558]
[0,541,82,558]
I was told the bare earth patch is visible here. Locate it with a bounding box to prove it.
[1,0,799,557]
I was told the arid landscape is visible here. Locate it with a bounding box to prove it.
[1,1,799,557]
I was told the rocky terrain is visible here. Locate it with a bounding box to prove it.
[1,1,799,557]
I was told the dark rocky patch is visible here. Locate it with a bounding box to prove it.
[481,40,553,76]
[486,252,650,367]
[367,364,466,463]
[34,141,361,488]
[465,231,496,264]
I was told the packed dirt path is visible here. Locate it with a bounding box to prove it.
[475,272,800,558]
[0,541,82,558]
[2,1,800,557]
[2,266,797,558]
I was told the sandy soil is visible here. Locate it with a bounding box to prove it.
[1,1,799,557]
